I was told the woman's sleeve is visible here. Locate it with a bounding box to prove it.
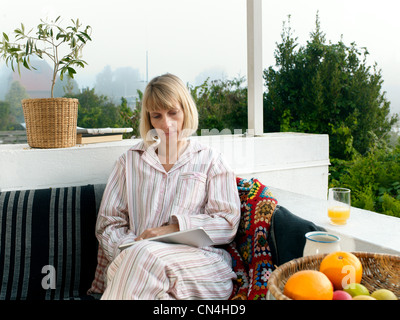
[95,154,137,261]
[171,155,241,245]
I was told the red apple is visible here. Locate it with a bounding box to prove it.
[333,290,352,300]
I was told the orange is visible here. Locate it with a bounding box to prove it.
[319,251,362,290]
[283,270,333,300]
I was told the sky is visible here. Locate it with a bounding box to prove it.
[0,0,399,115]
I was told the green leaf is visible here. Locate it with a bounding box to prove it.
[8,47,21,53]
[25,43,29,55]
[81,31,91,41]
[23,57,30,69]
[67,67,76,78]
[75,61,85,68]
[76,34,85,43]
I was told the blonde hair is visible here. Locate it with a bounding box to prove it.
[139,73,198,145]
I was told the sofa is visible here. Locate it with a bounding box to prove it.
[0,179,323,300]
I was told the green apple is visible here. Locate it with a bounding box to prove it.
[371,289,398,300]
[344,283,369,297]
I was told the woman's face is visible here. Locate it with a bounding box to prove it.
[149,102,185,145]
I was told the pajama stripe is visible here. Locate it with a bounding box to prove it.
[94,139,240,299]
[101,241,234,300]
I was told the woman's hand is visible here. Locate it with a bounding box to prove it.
[135,223,179,241]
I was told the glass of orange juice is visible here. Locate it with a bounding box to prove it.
[328,188,351,225]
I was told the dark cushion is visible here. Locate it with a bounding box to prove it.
[267,205,325,266]
[0,184,105,300]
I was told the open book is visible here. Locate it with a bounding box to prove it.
[118,227,214,250]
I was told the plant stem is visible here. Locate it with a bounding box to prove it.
[51,45,58,98]
[50,35,59,98]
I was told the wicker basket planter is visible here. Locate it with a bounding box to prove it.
[22,98,79,149]
[267,252,400,300]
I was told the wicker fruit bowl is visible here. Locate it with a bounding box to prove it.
[267,252,400,300]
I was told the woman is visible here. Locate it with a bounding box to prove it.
[90,73,240,299]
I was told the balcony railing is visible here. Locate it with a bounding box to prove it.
[0,130,27,144]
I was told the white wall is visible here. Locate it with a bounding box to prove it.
[0,132,330,199]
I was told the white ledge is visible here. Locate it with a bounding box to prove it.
[270,187,400,255]
[0,133,330,199]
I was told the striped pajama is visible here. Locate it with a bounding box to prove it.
[95,139,241,299]
[102,241,234,299]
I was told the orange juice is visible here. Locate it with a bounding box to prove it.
[328,206,350,225]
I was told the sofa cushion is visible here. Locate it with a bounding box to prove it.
[0,184,105,300]
[267,205,326,266]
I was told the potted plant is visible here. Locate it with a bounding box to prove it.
[0,16,92,148]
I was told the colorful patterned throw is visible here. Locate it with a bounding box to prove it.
[226,177,278,300]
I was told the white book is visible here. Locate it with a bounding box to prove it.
[118,227,214,250]
[77,127,133,135]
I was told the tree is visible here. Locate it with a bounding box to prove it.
[189,77,247,135]
[119,93,141,139]
[0,101,11,130]
[5,80,29,123]
[64,88,139,139]
[94,65,114,98]
[94,65,145,105]
[65,88,121,128]
[330,139,400,217]
[264,14,398,160]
